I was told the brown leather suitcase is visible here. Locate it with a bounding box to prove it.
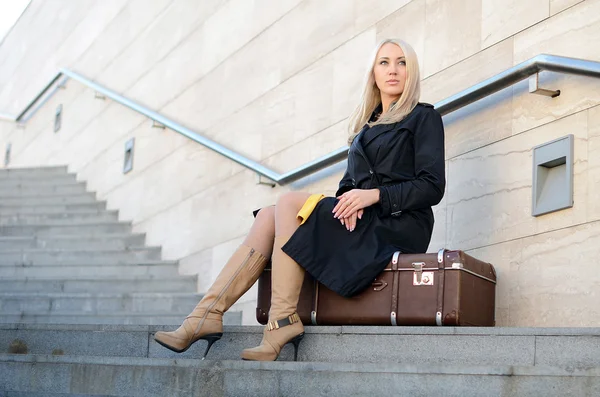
[256,249,496,326]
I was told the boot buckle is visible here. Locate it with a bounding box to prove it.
[267,313,300,331]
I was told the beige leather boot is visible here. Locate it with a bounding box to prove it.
[154,245,267,359]
[241,236,305,361]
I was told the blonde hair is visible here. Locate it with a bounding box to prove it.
[347,38,421,144]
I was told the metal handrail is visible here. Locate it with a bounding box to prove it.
[2,54,600,184]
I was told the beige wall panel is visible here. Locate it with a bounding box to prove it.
[354,0,412,32]
[51,0,127,68]
[0,0,45,78]
[0,1,52,86]
[96,1,225,94]
[443,88,513,159]
[422,38,514,105]
[21,0,127,114]
[158,0,394,136]
[0,1,95,113]
[470,220,600,326]
[43,102,146,173]
[512,72,600,136]
[9,84,96,166]
[470,220,600,327]
[466,239,519,326]
[125,0,304,111]
[514,0,600,63]
[376,0,426,76]
[447,111,588,250]
[101,143,243,226]
[78,123,190,197]
[550,0,586,15]
[424,0,482,77]
[134,169,278,259]
[202,30,374,163]
[587,105,600,221]
[72,0,174,80]
[422,39,515,159]
[262,119,348,178]
[481,0,548,48]
[427,161,449,253]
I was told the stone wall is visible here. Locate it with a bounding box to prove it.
[0,0,597,326]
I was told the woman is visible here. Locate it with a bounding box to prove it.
[153,38,445,362]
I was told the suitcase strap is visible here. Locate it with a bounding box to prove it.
[311,280,319,325]
[390,251,400,326]
[436,249,446,326]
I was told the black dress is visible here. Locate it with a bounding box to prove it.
[279,103,445,298]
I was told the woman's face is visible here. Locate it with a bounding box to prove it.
[373,43,406,100]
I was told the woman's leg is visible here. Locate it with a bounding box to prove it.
[242,192,311,361]
[154,207,275,358]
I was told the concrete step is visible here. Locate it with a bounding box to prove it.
[1,324,599,367]
[0,183,87,197]
[0,202,106,215]
[0,276,197,293]
[0,261,180,278]
[1,354,599,397]
[0,311,242,326]
[0,193,97,206]
[0,175,79,188]
[0,247,162,265]
[0,211,119,226]
[0,166,69,178]
[0,234,145,250]
[0,222,131,236]
[0,292,203,314]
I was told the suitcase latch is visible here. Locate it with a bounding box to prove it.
[412,262,434,286]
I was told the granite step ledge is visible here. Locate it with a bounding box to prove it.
[0,247,162,265]
[0,183,87,197]
[0,175,79,187]
[1,353,599,397]
[0,234,145,250]
[0,193,98,206]
[0,166,70,178]
[0,292,203,314]
[1,324,600,369]
[0,211,119,226]
[0,311,242,326]
[0,261,180,278]
[0,277,197,293]
[0,223,132,236]
[0,203,107,214]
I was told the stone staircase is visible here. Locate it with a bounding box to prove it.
[1,167,600,396]
[2,324,600,396]
[0,166,241,326]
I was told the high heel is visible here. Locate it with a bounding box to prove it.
[154,332,223,356]
[153,245,267,358]
[201,333,223,360]
[290,333,304,361]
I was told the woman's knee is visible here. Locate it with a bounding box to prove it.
[276,192,309,210]
[255,206,275,224]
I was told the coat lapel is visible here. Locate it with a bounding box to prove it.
[361,122,397,147]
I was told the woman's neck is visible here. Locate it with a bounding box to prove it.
[381,94,400,114]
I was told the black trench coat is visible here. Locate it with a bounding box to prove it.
[281,103,446,298]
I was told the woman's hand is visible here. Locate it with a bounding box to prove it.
[340,209,364,232]
[333,189,380,219]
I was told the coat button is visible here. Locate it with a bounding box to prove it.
[369,170,373,174]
